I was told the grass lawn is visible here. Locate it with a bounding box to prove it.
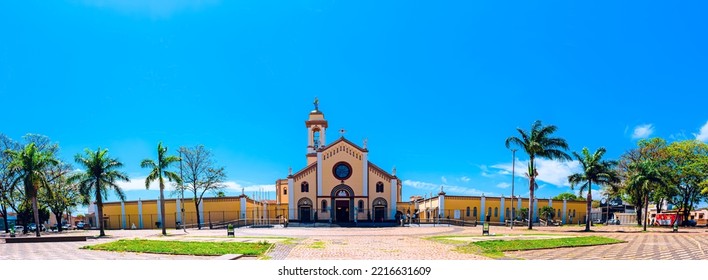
[83,239,272,256]
[452,236,624,259]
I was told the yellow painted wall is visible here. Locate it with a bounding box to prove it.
[293,164,318,220]
[368,166,392,213]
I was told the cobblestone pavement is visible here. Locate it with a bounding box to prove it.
[2,225,707,260]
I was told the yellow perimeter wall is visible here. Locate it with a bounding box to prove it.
[101,195,586,228]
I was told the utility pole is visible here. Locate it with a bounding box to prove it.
[511,148,517,229]
[179,149,186,233]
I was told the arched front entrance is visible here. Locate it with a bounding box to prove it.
[330,184,354,223]
[372,198,388,222]
[298,198,313,222]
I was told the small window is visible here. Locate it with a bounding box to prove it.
[473,207,477,217]
[301,182,309,193]
[376,182,384,193]
[488,207,492,217]
[358,200,364,212]
[573,210,576,217]
[494,207,498,217]
[283,188,287,195]
[505,208,510,219]
[557,209,561,218]
[321,200,328,212]
[466,207,470,217]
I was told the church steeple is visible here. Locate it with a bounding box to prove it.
[306,98,328,164]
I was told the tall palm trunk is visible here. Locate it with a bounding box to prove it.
[97,187,105,237]
[643,195,649,231]
[159,182,166,235]
[54,212,63,232]
[585,182,592,232]
[528,177,535,230]
[32,195,41,237]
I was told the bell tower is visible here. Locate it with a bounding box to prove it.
[306,98,327,165]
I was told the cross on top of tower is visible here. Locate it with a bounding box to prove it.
[339,128,346,137]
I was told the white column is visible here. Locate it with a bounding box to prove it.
[240,196,247,219]
[480,195,486,221]
[500,196,505,222]
[198,199,204,226]
[288,177,295,219]
[320,126,326,145]
[120,201,126,229]
[548,198,553,208]
[94,203,99,228]
[438,193,445,218]
[517,196,522,213]
[176,198,182,224]
[533,198,539,222]
[562,199,567,224]
[156,196,162,224]
[362,153,369,196]
[390,178,397,219]
[138,199,143,229]
[317,152,323,196]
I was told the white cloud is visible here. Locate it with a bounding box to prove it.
[631,124,654,139]
[460,176,471,182]
[496,182,511,189]
[694,121,708,142]
[441,176,448,183]
[491,158,582,187]
[402,180,495,196]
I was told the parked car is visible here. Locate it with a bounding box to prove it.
[683,220,697,227]
[13,225,24,233]
[62,224,71,230]
[27,223,46,232]
[75,221,86,230]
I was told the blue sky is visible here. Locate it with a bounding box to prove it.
[2,1,708,207]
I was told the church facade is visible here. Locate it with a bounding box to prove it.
[275,104,402,223]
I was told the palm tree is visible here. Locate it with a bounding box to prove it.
[567,147,621,232]
[506,120,571,229]
[628,159,667,231]
[141,142,182,236]
[6,143,59,237]
[539,205,555,225]
[69,148,129,237]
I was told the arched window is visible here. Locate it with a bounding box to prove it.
[506,208,510,219]
[313,130,321,148]
[573,209,576,217]
[557,209,561,219]
[283,187,287,195]
[376,182,384,193]
[494,207,498,217]
[466,207,470,217]
[358,200,364,212]
[321,200,327,212]
[301,182,309,193]
[473,207,477,217]
[488,207,492,217]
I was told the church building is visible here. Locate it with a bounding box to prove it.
[275,101,402,223]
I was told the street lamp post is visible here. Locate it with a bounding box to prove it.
[179,149,186,233]
[510,148,517,229]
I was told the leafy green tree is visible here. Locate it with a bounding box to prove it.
[0,134,20,233]
[40,163,80,232]
[519,208,529,222]
[663,140,708,225]
[506,120,571,229]
[568,147,621,232]
[617,138,668,225]
[141,142,182,236]
[539,206,555,225]
[17,200,50,231]
[69,148,129,237]
[552,192,584,201]
[628,159,668,231]
[6,143,59,237]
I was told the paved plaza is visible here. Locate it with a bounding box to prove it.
[1,225,707,260]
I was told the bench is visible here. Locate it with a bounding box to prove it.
[4,235,88,243]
